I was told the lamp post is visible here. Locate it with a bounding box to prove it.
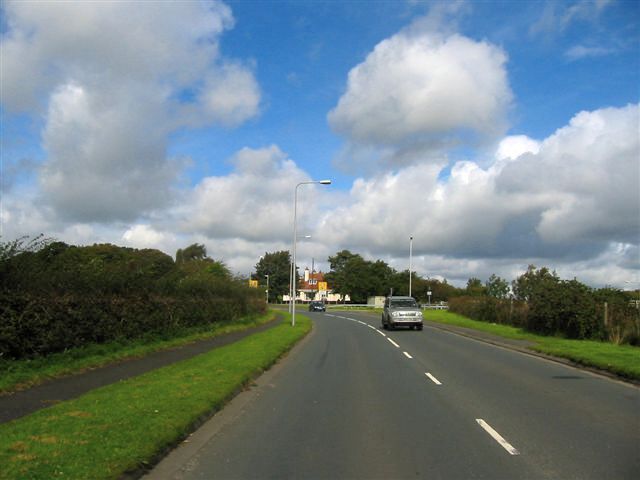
[409,235,413,298]
[265,274,269,304]
[292,180,331,326]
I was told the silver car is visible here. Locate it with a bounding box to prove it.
[382,296,423,330]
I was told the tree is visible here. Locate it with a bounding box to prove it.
[411,278,462,303]
[486,274,509,299]
[255,251,292,301]
[175,244,207,264]
[325,250,363,298]
[325,250,396,303]
[466,277,486,296]
[512,265,559,302]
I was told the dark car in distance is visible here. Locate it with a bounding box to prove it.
[309,301,326,312]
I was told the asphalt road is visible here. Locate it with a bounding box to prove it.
[146,310,640,479]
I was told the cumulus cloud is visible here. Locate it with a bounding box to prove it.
[497,104,640,246]
[122,225,170,249]
[321,104,640,271]
[1,0,260,222]
[495,135,541,162]
[328,19,512,171]
[178,146,325,242]
[39,82,180,222]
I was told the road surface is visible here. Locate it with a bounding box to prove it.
[147,310,640,479]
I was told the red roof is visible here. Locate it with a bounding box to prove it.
[298,271,327,290]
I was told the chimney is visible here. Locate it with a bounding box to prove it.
[304,267,310,282]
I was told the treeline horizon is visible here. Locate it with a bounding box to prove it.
[255,248,639,345]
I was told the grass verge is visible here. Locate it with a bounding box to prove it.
[0,312,277,395]
[422,310,640,381]
[0,313,311,480]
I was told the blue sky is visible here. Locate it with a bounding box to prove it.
[1,0,639,288]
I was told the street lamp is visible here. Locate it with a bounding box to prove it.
[292,180,331,326]
[265,274,269,305]
[409,235,413,298]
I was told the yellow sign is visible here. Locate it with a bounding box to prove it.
[249,280,258,288]
[318,282,328,291]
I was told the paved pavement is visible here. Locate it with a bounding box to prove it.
[0,316,282,424]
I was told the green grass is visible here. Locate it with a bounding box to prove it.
[0,313,311,480]
[422,310,533,340]
[423,310,640,380]
[0,312,276,395]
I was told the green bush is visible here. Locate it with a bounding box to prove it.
[0,240,265,360]
[448,296,527,327]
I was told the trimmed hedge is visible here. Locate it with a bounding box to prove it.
[0,241,265,360]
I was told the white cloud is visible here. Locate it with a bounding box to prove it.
[321,104,639,279]
[328,22,512,170]
[122,225,169,249]
[495,135,540,162]
[197,63,261,127]
[1,0,260,222]
[565,44,613,60]
[530,0,613,37]
[3,102,637,289]
[39,82,180,222]
[497,104,640,245]
[178,146,325,242]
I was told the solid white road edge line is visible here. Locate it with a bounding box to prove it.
[387,338,400,348]
[425,373,442,385]
[403,351,413,359]
[476,419,520,455]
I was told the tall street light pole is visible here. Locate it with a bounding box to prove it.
[265,274,269,305]
[409,235,413,298]
[292,180,331,327]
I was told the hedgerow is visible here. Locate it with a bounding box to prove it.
[449,266,639,344]
[0,238,264,360]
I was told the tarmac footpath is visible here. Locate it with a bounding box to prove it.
[0,315,282,424]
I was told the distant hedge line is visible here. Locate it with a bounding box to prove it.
[1,240,265,360]
[449,289,639,345]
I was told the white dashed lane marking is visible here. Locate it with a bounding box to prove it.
[476,419,520,455]
[425,372,442,385]
[387,338,400,348]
